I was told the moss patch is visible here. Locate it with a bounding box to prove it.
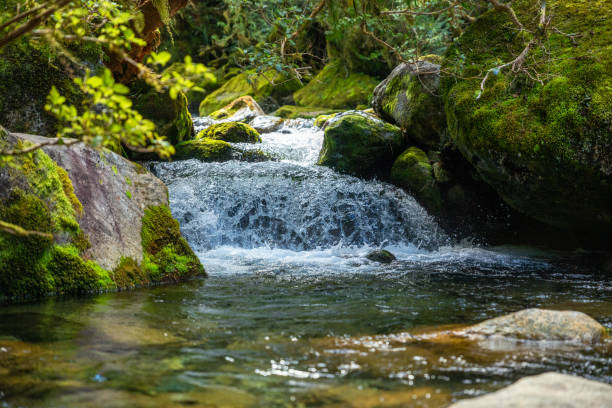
[274,105,342,119]
[441,0,612,230]
[390,147,442,214]
[141,205,205,282]
[293,63,380,110]
[175,139,235,162]
[197,122,261,143]
[133,85,194,146]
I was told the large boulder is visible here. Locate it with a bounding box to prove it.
[209,96,264,121]
[441,0,612,234]
[293,63,379,110]
[372,60,445,150]
[317,112,405,179]
[449,372,612,408]
[390,147,442,214]
[463,308,607,344]
[0,132,204,301]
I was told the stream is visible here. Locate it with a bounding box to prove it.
[0,118,610,407]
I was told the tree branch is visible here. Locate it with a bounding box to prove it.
[488,0,524,31]
[0,220,54,240]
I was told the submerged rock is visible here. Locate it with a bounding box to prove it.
[318,112,405,179]
[391,147,442,214]
[366,250,396,264]
[197,122,262,144]
[372,60,445,150]
[464,308,607,344]
[449,372,612,408]
[441,0,612,234]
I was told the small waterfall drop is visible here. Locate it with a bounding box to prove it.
[153,118,447,256]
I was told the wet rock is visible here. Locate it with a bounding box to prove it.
[209,95,264,122]
[390,147,442,214]
[318,111,405,179]
[175,139,273,163]
[372,60,445,150]
[464,308,607,344]
[366,250,396,264]
[197,122,262,144]
[449,372,612,408]
[249,115,284,133]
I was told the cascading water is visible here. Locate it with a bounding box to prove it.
[153,117,448,262]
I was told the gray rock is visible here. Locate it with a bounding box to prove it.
[372,61,445,150]
[14,133,168,270]
[463,308,606,344]
[449,372,612,408]
[249,115,284,133]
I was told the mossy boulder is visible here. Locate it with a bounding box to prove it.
[0,132,205,302]
[0,37,101,135]
[441,0,612,233]
[293,63,380,109]
[274,105,342,119]
[199,70,302,116]
[175,139,273,163]
[373,61,445,150]
[318,112,405,179]
[366,250,396,264]
[197,122,262,143]
[133,85,194,146]
[391,147,442,214]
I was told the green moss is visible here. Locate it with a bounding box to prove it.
[112,257,149,288]
[57,166,83,216]
[441,0,612,230]
[390,147,442,214]
[199,70,302,116]
[141,205,205,282]
[293,63,380,110]
[175,139,235,162]
[274,106,342,119]
[0,27,103,134]
[134,85,194,145]
[314,113,340,128]
[198,122,261,143]
[318,113,405,179]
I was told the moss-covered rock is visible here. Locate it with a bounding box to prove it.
[372,61,445,150]
[366,249,396,264]
[199,70,302,116]
[133,85,194,146]
[141,205,205,282]
[314,113,340,129]
[175,139,234,162]
[175,139,273,163]
[318,112,405,179]
[197,122,262,143]
[293,63,379,109]
[274,105,342,119]
[441,0,612,232]
[0,132,204,302]
[0,35,102,135]
[390,147,442,214]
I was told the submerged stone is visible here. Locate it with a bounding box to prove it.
[449,372,612,408]
[463,308,607,344]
